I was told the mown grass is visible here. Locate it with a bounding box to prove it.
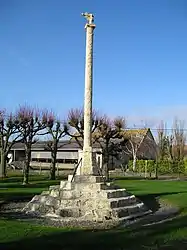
[0,174,187,249]
[115,178,187,213]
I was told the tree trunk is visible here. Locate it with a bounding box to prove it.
[103,142,110,181]
[132,156,137,172]
[23,147,31,185]
[144,160,148,179]
[155,161,158,179]
[50,150,57,180]
[0,151,7,178]
[103,161,109,181]
[178,160,180,180]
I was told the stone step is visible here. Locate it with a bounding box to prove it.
[56,207,80,217]
[102,189,127,199]
[50,189,60,197]
[74,175,106,183]
[60,198,81,208]
[23,200,55,214]
[100,182,120,190]
[28,194,60,208]
[74,182,109,192]
[60,190,80,199]
[119,210,152,223]
[41,190,50,195]
[49,185,60,191]
[112,202,146,218]
[109,195,137,208]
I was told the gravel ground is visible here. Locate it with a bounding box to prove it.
[0,199,180,230]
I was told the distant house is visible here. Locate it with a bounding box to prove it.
[10,129,157,170]
[109,128,157,168]
[123,128,157,160]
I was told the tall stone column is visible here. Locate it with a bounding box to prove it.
[81,13,96,175]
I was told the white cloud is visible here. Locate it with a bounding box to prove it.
[124,105,187,129]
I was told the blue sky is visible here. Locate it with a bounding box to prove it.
[0,0,187,127]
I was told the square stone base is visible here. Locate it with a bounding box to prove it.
[23,174,152,228]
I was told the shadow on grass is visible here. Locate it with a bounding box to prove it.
[0,175,66,184]
[1,214,187,250]
[135,191,187,213]
[0,182,60,189]
[110,176,146,181]
[111,176,187,181]
[0,192,41,202]
[0,182,60,202]
[0,177,186,250]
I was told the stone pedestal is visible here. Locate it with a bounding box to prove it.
[23,174,151,228]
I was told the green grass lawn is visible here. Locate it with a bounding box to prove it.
[0,175,187,250]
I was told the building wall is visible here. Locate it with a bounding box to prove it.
[31,151,78,161]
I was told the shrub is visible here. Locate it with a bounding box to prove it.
[126,159,187,176]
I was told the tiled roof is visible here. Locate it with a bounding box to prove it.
[11,129,151,150]
[72,129,149,138]
[121,129,149,137]
[11,140,101,150]
[12,140,78,150]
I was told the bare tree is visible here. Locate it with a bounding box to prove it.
[64,108,101,149]
[121,129,155,172]
[16,106,48,184]
[45,115,66,180]
[93,116,126,180]
[0,110,22,177]
[122,132,144,171]
[156,121,171,161]
[65,109,125,180]
[171,118,186,176]
[172,118,186,161]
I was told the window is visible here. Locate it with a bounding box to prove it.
[31,158,52,163]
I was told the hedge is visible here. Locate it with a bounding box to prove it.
[127,159,187,175]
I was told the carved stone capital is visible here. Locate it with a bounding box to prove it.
[84,23,96,30]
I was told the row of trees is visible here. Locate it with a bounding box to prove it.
[1,105,185,184]
[0,106,132,184]
[156,119,186,177]
[157,119,186,162]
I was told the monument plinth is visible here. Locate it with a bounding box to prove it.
[23,13,151,228]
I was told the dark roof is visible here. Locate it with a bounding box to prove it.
[12,140,100,150]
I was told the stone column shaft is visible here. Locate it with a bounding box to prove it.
[82,23,96,175]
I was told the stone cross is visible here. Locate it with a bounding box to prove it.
[81,12,94,24]
[81,13,96,175]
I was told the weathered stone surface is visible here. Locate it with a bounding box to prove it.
[41,190,50,195]
[60,190,80,199]
[109,195,137,208]
[49,185,60,191]
[56,207,81,217]
[23,174,151,228]
[50,189,60,197]
[74,175,105,183]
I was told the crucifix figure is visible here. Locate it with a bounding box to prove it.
[81,12,94,24]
